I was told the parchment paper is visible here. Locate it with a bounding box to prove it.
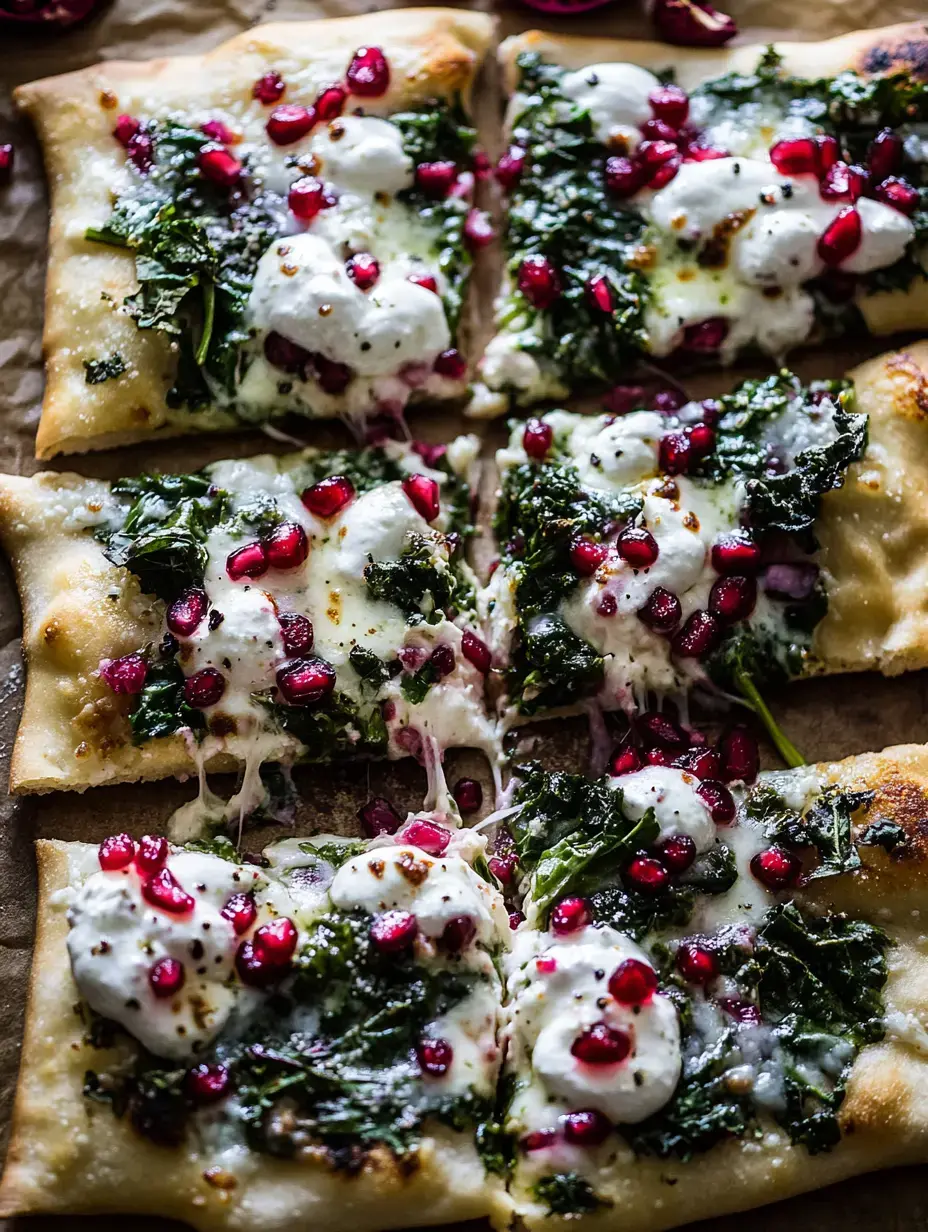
[3,0,928,1227]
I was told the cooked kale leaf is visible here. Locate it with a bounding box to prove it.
[264,691,388,762]
[744,782,874,880]
[364,532,473,621]
[130,656,205,743]
[533,1173,611,1217]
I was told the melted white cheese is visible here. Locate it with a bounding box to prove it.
[613,765,716,852]
[559,63,659,149]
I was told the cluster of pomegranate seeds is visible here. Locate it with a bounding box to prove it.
[276,656,337,705]
[149,956,185,998]
[400,817,451,855]
[198,145,242,187]
[415,160,458,198]
[358,796,403,837]
[453,778,483,814]
[624,855,670,894]
[143,867,196,915]
[651,0,737,46]
[99,653,148,695]
[434,348,467,380]
[570,537,609,577]
[517,254,560,309]
[98,833,136,871]
[676,941,718,984]
[571,1022,631,1065]
[617,526,660,569]
[608,957,657,1005]
[371,908,418,953]
[301,474,355,519]
[253,70,286,104]
[551,896,592,935]
[461,629,491,674]
[278,611,314,655]
[441,915,477,953]
[346,45,390,97]
[562,1109,612,1146]
[288,175,325,221]
[267,103,316,147]
[221,892,257,936]
[522,417,553,460]
[137,833,169,874]
[417,1037,453,1077]
[750,844,801,890]
[186,1063,230,1104]
[402,473,441,522]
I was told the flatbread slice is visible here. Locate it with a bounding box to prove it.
[0,826,509,1229]
[474,21,928,412]
[14,8,494,457]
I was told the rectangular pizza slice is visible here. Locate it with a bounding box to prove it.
[14,8,494,458]
[473,21,928,413]
[0,435,498,825]
[0,822,511,1229]
[480,343,928,758]
[496,742,928,1231]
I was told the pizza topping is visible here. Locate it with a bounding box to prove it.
[359,795,404,836]
[98,833,136,871]
[652,0,737,46]
[197,144,242,187]
[675,940,718,983]
[287,174,325,220]
[186,1062,231,1104]
[301,473,355,518]
[167,588,208,638]
[417,1036,454,1076]
[345,45,390,98]
[266,102,316,146]
[402,472,441,522]
[750,844,801,890]
[613,765,716,852]
[276,656,337,704]
[708,574,757,622]
[551,896,593,935]
[221,891,257,935]
[253,70,286,104]
[265,520,309,570]
[148,955,185,998]
[518,255,561,309]
[314,83,348,121]
[183,666,227,709]
[226,541,268,580]
[99,652,148,695]
[453,778,483,815]
[136,834,169,874]
[719,725,759,784]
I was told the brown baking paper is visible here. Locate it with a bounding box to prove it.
[3,0,928,1227]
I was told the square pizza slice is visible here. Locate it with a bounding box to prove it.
[497,743,928,1231]
[474,21,928,412]
[481,343,928,756]
[14,8,494,458]
[0,821,511,1229]
[0,436,498,824]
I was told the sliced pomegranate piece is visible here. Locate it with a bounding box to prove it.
[610,746,642,776]
[461,630,491,674]
[99,653,148,695]
[221,892,257,936]
[301,474,355,518]
[551,896,592,935]
[358,796,403,837]
[453,778,483,814]
[750,845,800,890]
[604,155,647,198]
[401,817,451,855]
[637,586,682,634]
[818,207,862,266]
[617,526,659,568]
[278,612,314,655]
[136,834,169,875]
[98,833,136,871]
[875,176,920,215]
[288,176,325,221]
[226,541,268,580]
[608,958,657,1005]
[346,46,390,97]
[197,145,242,187]
[186,1063,230,1104]
[868,128,902,182]
[463,208,494,249]
[149,956,184,998]
[253,917,298,965]
[276,657,336,705]
[522,417,553,460]
[712,531,761,575]
[496,145,526,190]
[586,274,614,314]
[652,0,737,46]
[314,84,347,121]
[658,833,697,872]
[562,1109,612,1146]
[709,574,757,623]
[649,84,689,129]
[265,521,309,570]
[570,537,608,577]
[417,1037,453,1077]
[415,160,457,198]
[518,255,560,310]
[718,724,759,783]
[253,71,285,104]
[696,779,736,823]
[370,909,418,953]
[143,868,195,915]
[571,1023,631,1065]
[624,856,669,894]
[266,104,316,146]
[167,588,208,638]
[676,942,718,983]
[671,610,721,658]
[402,473,440,522]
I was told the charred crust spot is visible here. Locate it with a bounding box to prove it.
[698,209,754,271]
[884,351,928,419]
[99,89,118,110]
[862,35,928,80]
[396,851,430,886]
[369,858,386,880]
[866,779,928,861]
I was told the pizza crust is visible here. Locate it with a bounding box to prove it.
[15,7,495,459]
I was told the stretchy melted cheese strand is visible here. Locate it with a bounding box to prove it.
[13,9,493,458]
[474,22,928,413]
[0,437,499,826]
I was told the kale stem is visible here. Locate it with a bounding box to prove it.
[733,669,805,768]
[196,280,215,367]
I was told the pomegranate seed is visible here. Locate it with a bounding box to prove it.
[659,431,694,475]
[98,833,136,871]
[412,440,447,467]
[652,0,737,47]
[875,176,920,215]
[645,748,674,767]
[518,255,560,310]
[489,854,518,884]
[136,834,169,874]
[685,144,730,162]
[868,128,902,182]
[820,161,866,203]
[603,384,647,415]
[235,939,285,987]
[673,747,722,780]
[430,644,456,678]
[345,252,380,291]
[570,537,608,577]
[201,119,236,145]
[676,942,718,983]
[610,746,642,776]
[278,612,313,655]
[624,856,669,894]
[197,145,241,187]
[264,331,311,374]
[415,160,457,198]
[417,1037,453,1077]
[763,562,819,600]
[522,417,553,460]
[316,354,355,394]
[646,153,682,190]
[112,114,140,146]
[496,145,526,190]
[509,910,524,930]
[371,909,417,953]
[638,586,682,634]
[750,845,801,890]
[682,317,728,353]
[302,474,355,518]
[688,422,716,459]
[604,155,647,198]
[718,997,762,1025]
[718,725,759,783]
[434,348,467,379]
[358,796,402,837]
[618,526,659,568]
[551,896,592,935]
[709,575,757,623]
[770,136,819,176]
[221,892,257,936]
[143,868,195,915]
[712,531,761,575]
[463,208,493,249]
[402,473,440,522]
[649,85,689,128]
[441,916,477,952]
[597,593,618,617]
[641,117,681,145]
[253,71,285,104]
[409,273,439,294]
[562,1109,612,1146]
[127,132,153,173]
[227,541,268,580]
[265,522,309,571]
[166,588,208,638]
[346,46,390,97]
[453,778,482,814]
[186,1063,230,1104]
[571,1023,631,1065]
[276,657,336,705]
[671,610,721,658]
[288,175,325,220]
[401,818,451,855]
[815,135,840,175]
[522,1129,558,1151]
[461,630,491,674]
[149,956,184,998]
[314,84,347,120]
[99,653,148,695]
[266,104,316,146]
[818,207,862,266]
[696,779,736,823]
[608,958,657,1005]
[586,274,614,314]
[253,917,298,965]
[658,834,697,872]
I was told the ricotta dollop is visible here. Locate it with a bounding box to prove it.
[560,62,659,149]
[613,764,716,852]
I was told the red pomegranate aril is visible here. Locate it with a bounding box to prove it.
[346,46,390,97]
[410,273,439,294]
[198,145,242,187]
[371,909,418,953]
[685,144,730,162]
[875,176,920,216]
[638,711,688,750]
[99,833,136,871]
[201,119,236,145]
[551,896,592,935]
[610,746,642,777]
[227,541,268,580]
[603,384,647,415]
[597,593,618,617]
[253,917,298,966]
[186,1063,230,1104]
[278,612,314,656]
[221,892,257,936]
[653,389,686,414]
[462,629,491,674]
[100,653,148,695]
[463,208,494,249]
[688,422,716,459]
[658,834,697,873]
[586,274,614,314]
[639,138,678,169]
[869,128,902,182]
[709,574,757,623]
[625,856,669,894]
[605,155,646,198]
[264,330,311,375]
[430,644,456,678]
[649,84,689,128]
[676,942,718,984]
[490,854,519,884]
[820,160,866,203]
[358,796,403,837]
[235,940,281,987]
[644,747,674,767]
[417,1037,453,1077]
[496,144,526,190]
[673,746,722,780]
[302,474,355,519]
[638,586,682,634]
[509,910,524,931]
[253,71,286,104]
[696,779,736,823]
[718,724,759,784]
[402,473,440,522]
[818,207,862,266]
[143,868,195,915]
[453,778,483,815]
[523,417,553,460]
[671,610,721,658]
[712,531,761,575]
[288,175,325,220]
[127,133,153,173]
[266,522,309,570]
[415,160,457,198]
[401,818,451,856]
[659,431,694,475]
[522,1129,558,1151]
[571,1023,631,1065]
[750,845,801,890]
[641,117,681,145]
[562,1109,612,1146]
[618,526,659,569]
[136,834,169,875]
[608,957,657,1005]
[276,657,336,705]
[518,255,560,310]
[644,151,682,190]
[682,317,728,353]
[815,134,840,175]
[267,104,316,146]
[718,997,762,1026]
[314,83,347,121]
[112,114,140,146]
[570,537,608,577]
[167,588,208,638]
[652,0,737,47]
[434,348,467,379]
[149,956,184,998]
[770,136,818,177]
[441,916,477,953]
